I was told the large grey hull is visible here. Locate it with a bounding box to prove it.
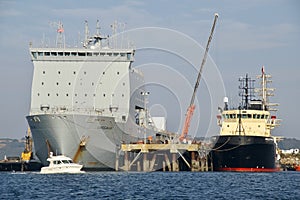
[26,114,147,170]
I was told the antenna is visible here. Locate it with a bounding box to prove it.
[256,66,279,111]
[49,21,65,48]
[238,74,255,109]
[96,19,100,35]
[111,20,118,48]
[83,20,90,48]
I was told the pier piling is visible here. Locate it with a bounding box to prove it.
[117,143,211,172]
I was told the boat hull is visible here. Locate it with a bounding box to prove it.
[210,135,278,172]
[40,165,83,174]
[26,113,151,170]
[0,160,42,172]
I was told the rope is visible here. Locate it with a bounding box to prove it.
[211,136,242,152]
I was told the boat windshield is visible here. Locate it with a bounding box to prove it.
[61,160,70,164]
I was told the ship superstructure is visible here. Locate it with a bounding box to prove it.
[210,67,281,172]
[26,21,156,170]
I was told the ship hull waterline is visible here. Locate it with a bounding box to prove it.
[210,135,279,172]
[26,113,153,170]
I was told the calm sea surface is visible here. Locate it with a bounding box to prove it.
[0,171,299,200]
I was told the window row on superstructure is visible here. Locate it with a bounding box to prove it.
[223,113,269,119]
[36,93,126,97]
[31,51,132,59]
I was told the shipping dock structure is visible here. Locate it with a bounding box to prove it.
[116,134,212,172]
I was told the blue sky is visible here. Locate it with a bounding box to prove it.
[0,0,299,139]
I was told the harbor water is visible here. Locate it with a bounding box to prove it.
[0,171,299,199]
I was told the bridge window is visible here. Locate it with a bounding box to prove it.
[32,52,37,59]
[229,114,236,119]
[78,52,85,56]
[65,52,70,56]
[265,115,269,119]
[38,52,43,56]
[45,52,50,56]
[51,52,57,56]
[71,52,77,56]
[58,52,63,56]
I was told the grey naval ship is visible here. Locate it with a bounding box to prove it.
[26,21,159,170]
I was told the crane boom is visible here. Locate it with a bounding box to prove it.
[179,13,219,141]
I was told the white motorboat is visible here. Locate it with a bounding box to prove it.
[40,152,84,174]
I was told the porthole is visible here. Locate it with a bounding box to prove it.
[103,94,106,97]
[42,82,44,85]
[123,82,125,86]
[66,94,69,97]
[117,72,120,75]
[68,82,71,85]
[43,71,45,74]
[103,72,105,75]
[56,93,59,96]
[75,94,78,97]
[93,94,96,97]
[92,82,94,86]
[56,82,59,85]
[73,71,76,75]
[48,93,50,96]
[37,93,40,96]
[85,94,87,97]
[122,94,124,97]
[84,71,87,75]
[58,71,61,74]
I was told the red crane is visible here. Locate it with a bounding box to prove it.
[179,13,219,141]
